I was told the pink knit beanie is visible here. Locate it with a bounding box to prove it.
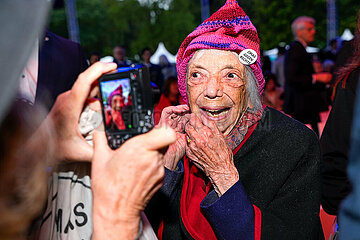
[176,0,264,103]
[109,85,123,107]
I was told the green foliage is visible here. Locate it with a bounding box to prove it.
[76,0,108,55]
[48,0,360,59]
[48,7,68,38]
[155,0,198,54]
[338,0,360,36]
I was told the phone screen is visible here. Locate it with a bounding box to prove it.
[100,78,133,132]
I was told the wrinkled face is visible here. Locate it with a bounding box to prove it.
[187,49,247,136]
[111,95,124,111]
[297,21,316,44]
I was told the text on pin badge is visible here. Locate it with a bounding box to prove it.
[238,49,257,65]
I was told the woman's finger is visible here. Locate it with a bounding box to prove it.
[200,115,222,135]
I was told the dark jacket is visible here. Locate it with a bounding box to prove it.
[338,73,360,240]
[35,30,88,112]
[284,41,326,123]
[320,68,360,215]
[146,107,324,240]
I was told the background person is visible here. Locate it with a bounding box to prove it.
[18,29,88,114]
[141,47,164,94]
[112,45,132,68]
[153,77,180,124]
[261,72,284,111]
[89,52,100,65]
[320,15,360,236]
[272,44,287,89]
[159,55,177,80]
[284,16,332,136]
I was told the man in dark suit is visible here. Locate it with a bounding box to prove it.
[284,16,331,136]
[18,30,88,113]
[36,30,89,112]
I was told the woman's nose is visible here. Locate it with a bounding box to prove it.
[204,76,223,99]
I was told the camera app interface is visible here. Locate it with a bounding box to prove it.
[100,78,133,131]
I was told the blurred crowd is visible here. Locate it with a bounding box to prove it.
[260,31,345,131]
[87,22,347,138]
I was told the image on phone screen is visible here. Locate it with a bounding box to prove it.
[100,78,133,131]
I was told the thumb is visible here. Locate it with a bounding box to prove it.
[138,126,176,151]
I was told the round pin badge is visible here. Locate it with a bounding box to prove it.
[238,49,258,65]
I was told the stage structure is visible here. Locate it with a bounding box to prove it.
[65,0,80,43]
[201,0,210,22]
[327,0,338,46]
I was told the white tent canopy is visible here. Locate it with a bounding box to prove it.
[264,46,319,61]
[341,29,354,41]
[150,42,177,64]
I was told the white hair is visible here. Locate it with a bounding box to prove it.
[186,49,262,111]
[244,65,262,111]
[291,16,315,37]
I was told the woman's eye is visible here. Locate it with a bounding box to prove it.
[227,73,237,78]
[192,72,200,78]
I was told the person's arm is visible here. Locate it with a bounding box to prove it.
[320,75,359,215]
[200,180,261,240]
[45,62,118,162]
[285,44,331,87]
[42,62,176,239]
[185,114,239,195]
[184,113,261,239]
[312,72,332,84]
[91,126,176,240]
[201,127,321,240]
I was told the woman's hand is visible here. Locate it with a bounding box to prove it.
[91,126,176,240]
[158,104,191,170]
[185,114,239,196]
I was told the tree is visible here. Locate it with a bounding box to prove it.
[48,0,360,59]
[337,0,360,38]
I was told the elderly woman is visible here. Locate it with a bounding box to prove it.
[107,85,126,130]
[146,1,323,239]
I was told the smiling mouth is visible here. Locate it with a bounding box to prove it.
[201,107,230,118]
